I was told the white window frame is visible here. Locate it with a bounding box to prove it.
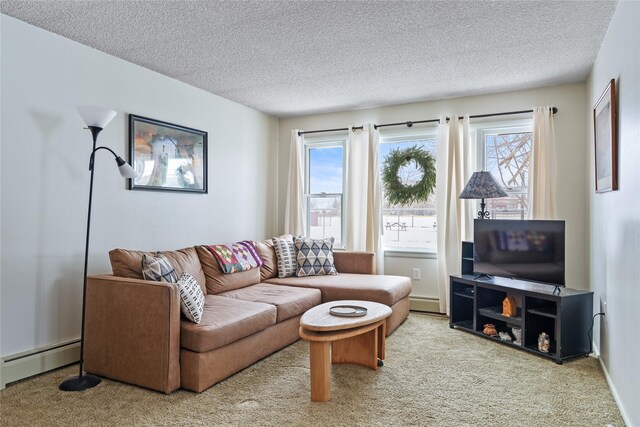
[304,135,347,249]
[380,127,439,256]
[473,119,533,219]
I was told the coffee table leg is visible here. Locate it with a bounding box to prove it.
[309,341,330,402]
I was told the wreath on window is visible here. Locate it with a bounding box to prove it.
[381,145,436,206]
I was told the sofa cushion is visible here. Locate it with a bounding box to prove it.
[294,236,337,277]
[255,240,278,281]
[219,284,321,322]
[109,247,206,294]
[180,295,276,353]
[265,273,412,307]
[195,245,261,294]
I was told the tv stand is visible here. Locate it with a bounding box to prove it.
[449,274,593,364]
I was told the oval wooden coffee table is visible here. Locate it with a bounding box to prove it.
[299,300,392,402]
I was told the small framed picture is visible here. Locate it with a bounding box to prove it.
[129,115,207,193]
[593,79,617,193]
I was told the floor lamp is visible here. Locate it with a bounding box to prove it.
[59,106,136,392]
[459,171,508,219]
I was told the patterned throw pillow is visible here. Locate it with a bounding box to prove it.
[272,236,297,278]
[141,253,178,283]
[207,241,264,274]
[177,273,205,323]
[294,237,338,277]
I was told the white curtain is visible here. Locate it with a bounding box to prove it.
[436,115,472,314]
[284,130,306,236]
[528,106,558,219]
[346,124,384,274]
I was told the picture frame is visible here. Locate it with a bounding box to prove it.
[593,79,617,193]
[129,114,207,193]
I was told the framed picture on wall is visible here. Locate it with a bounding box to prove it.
[593,79,617,193]
[129,115,208,193]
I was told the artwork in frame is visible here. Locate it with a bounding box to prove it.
[593,79,617,193]
[129,115,207,193]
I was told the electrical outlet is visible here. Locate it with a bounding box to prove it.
[600,298,607,316]
[412,268,421,280]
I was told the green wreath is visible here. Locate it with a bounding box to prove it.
[382,145,436,206]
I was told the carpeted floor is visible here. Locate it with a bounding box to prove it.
[0,313,624,426]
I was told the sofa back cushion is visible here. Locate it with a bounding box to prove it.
[255,240,278,281]
[109,247,207,294]
[195,245,260,294]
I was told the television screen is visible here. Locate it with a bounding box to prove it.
[473,219,565,286]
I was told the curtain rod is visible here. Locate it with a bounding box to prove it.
[374,107,558,130]
[298,126,363,136]
[298,107,558,135]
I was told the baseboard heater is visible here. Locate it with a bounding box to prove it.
[409,296,441,314]
[1,339,80,389]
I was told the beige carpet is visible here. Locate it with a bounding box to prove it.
[0,313,624,426]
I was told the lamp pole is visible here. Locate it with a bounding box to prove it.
[59,107,135,392]
[59,126,103,391]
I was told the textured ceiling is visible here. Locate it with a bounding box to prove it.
[1,1,617,118]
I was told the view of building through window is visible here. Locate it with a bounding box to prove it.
[306,143,344,246]
[380,136,438,251]
[483,131,532,219]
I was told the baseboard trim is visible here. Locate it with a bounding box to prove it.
[0,339,80,389]
[409,296,442,313]
[593,343,632,427]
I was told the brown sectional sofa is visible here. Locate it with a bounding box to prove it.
[84,239,411,393]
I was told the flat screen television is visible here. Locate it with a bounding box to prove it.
[473,219,565,286]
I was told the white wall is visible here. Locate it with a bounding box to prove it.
[587,1,640,425]
[278,84,588,300]
[0,15,279,358]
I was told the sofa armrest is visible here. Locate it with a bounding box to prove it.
[84,275,181,394]
[333,251,375,274]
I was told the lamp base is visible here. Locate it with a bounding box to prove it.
[59,374,101,392]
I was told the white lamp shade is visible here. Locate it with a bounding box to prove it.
[118,162,137,179]
[77,105,117,129]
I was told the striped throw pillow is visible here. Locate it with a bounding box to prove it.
[272,236,297,278]
[177,273,205,323]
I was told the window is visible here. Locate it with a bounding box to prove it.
[380,130,438,252]
[478,123,532,219]
[305,139,345,246]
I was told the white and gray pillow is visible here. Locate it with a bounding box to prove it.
[294,237,338,277]
[177,273,205,324]
[272,236,297,278]
[141,253,178,283]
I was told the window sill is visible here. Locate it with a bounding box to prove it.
[383,249,437,259]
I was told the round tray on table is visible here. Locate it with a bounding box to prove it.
[329,305,368,317]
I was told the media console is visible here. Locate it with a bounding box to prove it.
[450,242,594,364]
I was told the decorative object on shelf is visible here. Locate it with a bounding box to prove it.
[538,332,550,353]
[329,305,368,317]
[498,332,512,342]
[502,296,518,317]
[129,114,208,193]
[483,323,497,336]
[381,145,435,206]
[511,327,522,346]
[459,171,508,219]
[59,106,136,392]
[593,79,617,193]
